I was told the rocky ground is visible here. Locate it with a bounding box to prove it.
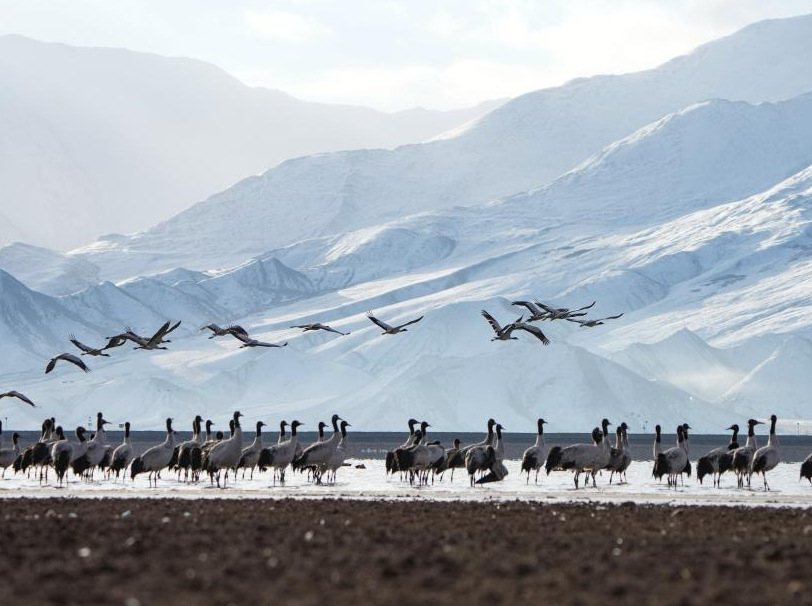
[2,498,811,605]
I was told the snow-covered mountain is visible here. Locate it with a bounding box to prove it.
[0,243,100,296]
[72,14,812,279]
[4,16,812,431]
[0,34,503,250]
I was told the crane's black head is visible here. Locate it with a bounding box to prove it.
[413,429,423,440]
[124,422,131,430]
[233,411,243,420]
[591,428,602,443]
[318,421,327,429]
[194,415,203,423]
[77,426,87,441]
[726,424,739,432]
[453,438,461,448]
[291,420,304,429]
[655,424,661,434]
[421,421,431,430]
[682,423,691,431]
[206,419,214,429]
[407,418,418,426]
[487,418,496,428]
[495,424,504,437]
[165,418,173,431]
[331,414,341,422]
[770,414,777,423]
[216,431,224,440]
[620,422,628,430]
[55,426,64,439]
[12,432,20,442]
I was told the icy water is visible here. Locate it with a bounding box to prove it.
[3,458,811,507]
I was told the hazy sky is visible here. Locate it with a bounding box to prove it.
[1,0,810,110]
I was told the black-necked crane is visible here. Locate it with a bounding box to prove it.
[521,418,548,484]
[110,422,134,481]
[535,301,596,320]
[0,421,22,478]
[295,415,344,484]
[366,311,423,335]
[801,452,812,484]
[751,415,780,491]
[71,412,111,478]
[511,301,551,322]
[175,415,204,481]
[386,418,418,476]
[200,324,248,339]
[653,425,689,488]
[259,420,304,485]
[291,323,349,336]
[545,424,606,489]
[481,310,550,345]
[732,418,764,488]
[475,424,509,485]
[232,331,287,348]
[605,423,630,484]
[130,418,176,487]
[68,335,111,357]
[696,424,739,487]
[45,353,90,374]
[0,390,36,407]
[324,421,351,483]
[51,426,88,487]
[238,421,266,479]
[203,411,245,488]
[566,314,624,328]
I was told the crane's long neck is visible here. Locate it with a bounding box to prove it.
[123,424,131,445]
[768,418,778,448]
[534,421,545,447]
[729,427,738,446]
[746,425,757,449]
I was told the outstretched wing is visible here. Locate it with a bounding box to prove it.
[515,323,550,345]
[601,313,624,321]
[200,324,220,334]
[0,391,35,407]
[68,335,93,354]
[480,310,503,335]
[395,316,424,330]
[573,301,596,312]
[146,321,172,347]
[366,312,393,332]
[165,320,182,335]
[512,301,542,316]
[102,335,128,350]
[565,318,587,325]
[227,325,249,337]
[230,330,252,344]
[322,325,347,335]
[62,353,91,372]
[535,302,557,314]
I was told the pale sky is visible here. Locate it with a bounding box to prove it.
[1,0,810,111]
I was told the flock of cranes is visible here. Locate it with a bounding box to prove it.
[0,410,810,492]
[0,410,352,488]
[26,298,620,378]
[0,296,808,495]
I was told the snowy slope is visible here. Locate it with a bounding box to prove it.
[0,270,103,373]
[71,14,812,278]
[608,329,745,402]
[0,242,100,295]
[719,336,812,420]
[0,35,503,250]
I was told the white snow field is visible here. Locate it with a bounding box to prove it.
[2,460,810,508]
[2,15,812,434]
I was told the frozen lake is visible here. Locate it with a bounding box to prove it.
[2,458,810,507]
